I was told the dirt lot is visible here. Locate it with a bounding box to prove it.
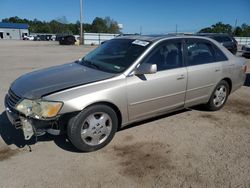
[0,40,250,188]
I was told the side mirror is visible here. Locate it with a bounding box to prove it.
[134,63,157,75]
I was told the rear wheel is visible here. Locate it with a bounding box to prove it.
[205,80,229,111]
[67,105,118,152]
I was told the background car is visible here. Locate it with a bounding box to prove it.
[59,35,76,45]
[23,35,34,40]
[197,33,238,55]
[242,43,250,57]
[33,35,41,41]
[51,35,56,41]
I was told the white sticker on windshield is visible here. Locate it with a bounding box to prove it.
[132,40,149,47]
[114,66,121,70]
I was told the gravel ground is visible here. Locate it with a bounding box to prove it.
[0,40,250,188]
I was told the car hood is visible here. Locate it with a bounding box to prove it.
[11,62,116,99]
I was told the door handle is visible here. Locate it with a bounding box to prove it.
[176,75,185,80]
[215,68,221,72]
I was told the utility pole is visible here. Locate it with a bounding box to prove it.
[80,0,84,45]
[140,26,142,35]
[234,18,238,29]
[175,24,178,34]
[234,18,238,36]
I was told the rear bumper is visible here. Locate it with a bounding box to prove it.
[227,46,237,55]
[242,51,250,57]
[231,81,245,93]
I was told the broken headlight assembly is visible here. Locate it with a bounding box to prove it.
[16,99,63,119]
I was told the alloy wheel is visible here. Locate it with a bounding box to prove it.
[81,112,112,146]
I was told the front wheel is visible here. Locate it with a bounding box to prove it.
[67,105,118,152]
[205,80,229,111]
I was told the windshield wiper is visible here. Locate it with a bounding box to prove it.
[82,60,101,70]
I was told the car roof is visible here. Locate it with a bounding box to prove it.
[197,33,232,37]
[114,34,216,43]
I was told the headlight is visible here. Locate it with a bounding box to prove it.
[16,99,63,119]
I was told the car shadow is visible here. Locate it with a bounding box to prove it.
[0,111,80,153]
[119,108,190,131]
[244,73,250,87]
[0,111,37,148]
[0,106,213,153]
[242,55,250,59]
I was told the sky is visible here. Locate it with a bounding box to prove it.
[0,0,249,34]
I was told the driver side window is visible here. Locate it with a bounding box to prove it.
[144,41,183,71]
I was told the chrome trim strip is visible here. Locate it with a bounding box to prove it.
[130,91,186,106]
[186,84,214,92]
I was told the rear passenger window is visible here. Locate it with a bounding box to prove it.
[187,42,215,66]
[212,46,228,62]
[144,41,183,71]
[212,36,232,43]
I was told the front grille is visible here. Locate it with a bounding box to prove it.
[7,89,21,108]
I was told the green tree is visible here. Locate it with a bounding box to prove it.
[91,17,108,33]
[1,16,121,34]
[199,22,250,36]
[199,22,232,34]
[83,23,93,32]
[91,17,121,33]
[36,24,51,33]
[199,27,213,33]
[241,23,250,37]
[211,22,232,33]
[49,20,63,34]
[234,26,242,36]
[104,17,120,33]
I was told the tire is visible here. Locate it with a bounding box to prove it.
[232,49,237,55]
[67,105,118,152]
[205,80,230,111]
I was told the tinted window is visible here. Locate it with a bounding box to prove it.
[144,41,183,71]
[81,39,151,73]
[187,41,215,66]
[211,36,232,43]
[212,45,228,61]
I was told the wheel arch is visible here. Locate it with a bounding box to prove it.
[222,77,232,94]
[84,101,123,129]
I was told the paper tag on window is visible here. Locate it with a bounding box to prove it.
[114,66,121,70]
[132,40,149,47]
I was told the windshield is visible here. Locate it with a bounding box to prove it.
[80,39,151,73]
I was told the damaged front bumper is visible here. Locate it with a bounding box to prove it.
[4,95,61,140]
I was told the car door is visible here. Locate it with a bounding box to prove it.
[184,38,223,107]
[126,39,187,121]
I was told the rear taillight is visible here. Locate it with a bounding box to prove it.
[243,65,247,73]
